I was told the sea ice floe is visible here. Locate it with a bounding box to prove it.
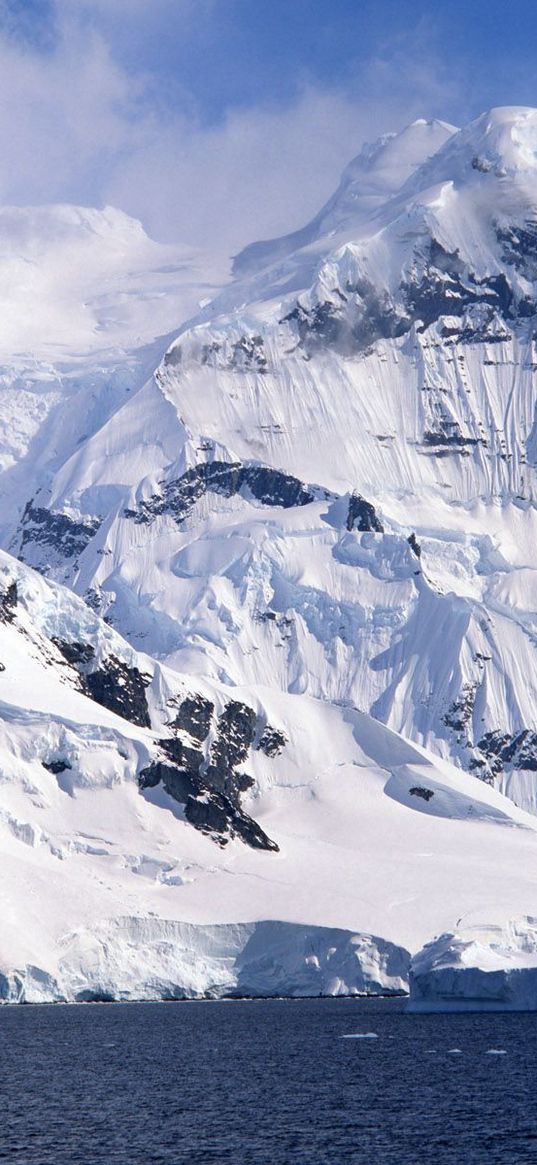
[340,1032,379,1039]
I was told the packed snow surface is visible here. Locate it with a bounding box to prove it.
[2,109,537,1001]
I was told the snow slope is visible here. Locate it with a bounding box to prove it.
[3,109,537,1002]
[1,551,537,1001]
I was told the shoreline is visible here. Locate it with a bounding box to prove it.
[0,990,409,1008]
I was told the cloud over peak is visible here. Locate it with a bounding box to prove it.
[0,1,497,256]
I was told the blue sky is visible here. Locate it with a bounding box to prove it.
[1,0,537,253]
[113,0,537,125]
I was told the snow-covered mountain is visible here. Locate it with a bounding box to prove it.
[1,549,536,1001]
[0,203,226,536]
[3,106,537,1003]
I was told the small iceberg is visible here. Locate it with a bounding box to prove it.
[340,1032,379,1039]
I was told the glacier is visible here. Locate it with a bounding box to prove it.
[2,108,537,1003]
[409,918,537,1012]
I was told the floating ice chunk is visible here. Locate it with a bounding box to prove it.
[340,1032,379,1039]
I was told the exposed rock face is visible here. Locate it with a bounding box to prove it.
[139,761,197,804]
[471,729,537,778]
[85,659,151,729]
[125,460,316,526]
[164,334,270,373]
[205,701,257,796]
[20,503,100,564]
[283,278,410,357]
[407,534,421,558]
[53,640,95,669]
[44,630,282,850]
[199,333,268,372]
[402,240,516,333]
[443,683,477,735]
[256,725,288,757]
[280,254,535,471]
[496,221,537,276]
[52,639,151,728]
[346,493,384,532]
[42,759,72,775]
[139,695,285,851]
[281,235,537,365]
[422,422,481,449]
[0,581,17,623]
[409,786,434,802]
[185,793,278,851]
[172,693,213,742]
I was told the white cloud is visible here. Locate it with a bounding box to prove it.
[0,18,138,203]
[104,89,388,253]
[0,3,467,256]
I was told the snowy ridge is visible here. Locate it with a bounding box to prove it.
[233,118,456,277]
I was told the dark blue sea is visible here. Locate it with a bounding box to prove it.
[1,996,536,1164]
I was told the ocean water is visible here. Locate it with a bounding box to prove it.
[1,997,536,1164]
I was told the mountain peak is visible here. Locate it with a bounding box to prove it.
[468,105,537,172]
[233,117,456,277]
[340,117,457,190]
[402,106,537,195]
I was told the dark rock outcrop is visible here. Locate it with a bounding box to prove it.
[443,684,477,734]
[283,278,410,357]
[256,725,288,757]
[407,533,421,558]
[280,236,537,360]
[205,701,257,798]
[85,658,151,729]
[53,640,96,668]
[53,640,151,728]
[346,493,384,532]
[185,792,278,851]
[230,334,268,372]
[125,461,316,526]
[200,334,268,372]
[0,581,17,623]
[42,759,72,775]
[402,240,516,335]
[139,694,280,851]
[173,693,214,742]
[20,503,100,562]
[496,221,537,276]
[409,786,434,802]
[470,729,537,778]
[139,761,198,803]
[423,421,481,449]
